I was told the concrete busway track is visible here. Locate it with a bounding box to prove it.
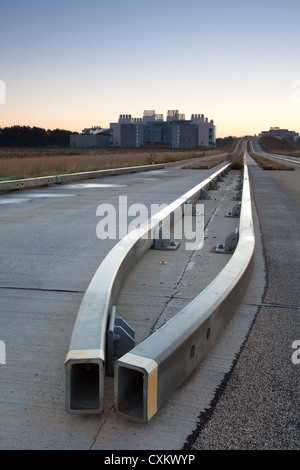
[64,161,232,415]
[0,156,235,449]
[0,142,262,450]
[114,160,254,424]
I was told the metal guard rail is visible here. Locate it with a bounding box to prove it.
[114,158,255,423]
[0,163,165,192]
[65,163,230,414]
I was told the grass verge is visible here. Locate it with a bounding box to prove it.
[0,147,221,180]
[182,148,243,170]
[182,155,227,170]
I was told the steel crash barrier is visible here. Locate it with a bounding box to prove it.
[0,163,165,192]
[65,163,231,414]
[114,156,255,423]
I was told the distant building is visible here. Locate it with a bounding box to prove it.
[191,114,215,147]
[109,110,215,148]
[259,127,299,141]
[70,127,110,148]
[82,126,103,135]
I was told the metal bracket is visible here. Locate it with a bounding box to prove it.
[106,306,135,376]
[200,188,212,200]
[221,169,228,177]
[209,179,219,190]
[231,190,242,201]
[235,175,243,190]
[236,169,244,189]
[226,203,241,218]
[154,225,179,250]
[216,228,239,254]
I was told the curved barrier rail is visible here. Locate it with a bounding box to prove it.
[65,163,230,414]
[114,149,255,423]
[0,164,165,192]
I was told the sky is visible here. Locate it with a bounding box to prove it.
[0,0,299,138]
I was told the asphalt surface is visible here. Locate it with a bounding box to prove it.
[189,154,300,450]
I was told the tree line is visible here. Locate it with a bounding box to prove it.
[0,126,78,147]
[0,126,238,149]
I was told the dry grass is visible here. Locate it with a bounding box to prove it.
[226,151,244,169]
[182,155,227,170]
[182,147,243,170]
[0,147,218,180]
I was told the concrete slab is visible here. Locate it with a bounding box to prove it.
[0,288,103,450]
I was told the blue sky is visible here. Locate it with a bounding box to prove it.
[1,0,299,137]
